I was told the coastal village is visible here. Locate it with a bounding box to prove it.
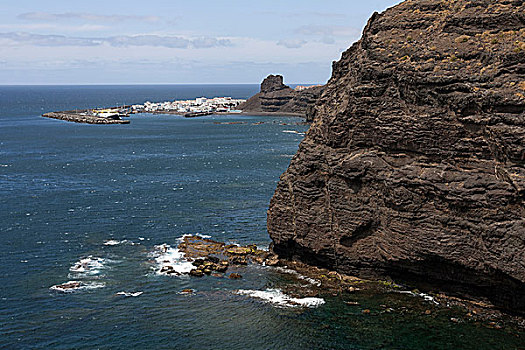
[133,96,245,115]
[41,77,327,124]
[42,96,247,124]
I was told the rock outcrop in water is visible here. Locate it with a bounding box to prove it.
[239,75,324,118]
[268,0,525,314]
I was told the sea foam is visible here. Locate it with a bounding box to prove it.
[150,244,194,276]
[116,291,143,297]
[236,289,325,308]
[398,290,439,305]
[69,256,107,276]
[50,281,105,293]
[282,130,305,136]
[104,239,135,246]
[274,267,322,287]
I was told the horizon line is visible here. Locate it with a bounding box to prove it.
[0,82,324,86]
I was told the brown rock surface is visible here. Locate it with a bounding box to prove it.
[267,0,525,314]
[239,75,324,117]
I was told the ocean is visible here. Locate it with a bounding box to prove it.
[0,85,523,349]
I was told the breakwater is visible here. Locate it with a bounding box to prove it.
[42,110,130,124]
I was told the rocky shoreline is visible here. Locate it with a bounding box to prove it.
[166,236,524,330]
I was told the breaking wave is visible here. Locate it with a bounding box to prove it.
[104,239,136,246]
[274,267,322,287]
[116,291,143,297]
[150,244,194,276]
[398,290,439,305]
[68,256,109,278]
[236,289,325,308]
[50,281,105,293]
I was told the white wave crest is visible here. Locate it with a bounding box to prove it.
[236,289,325,308]
[274,267,322,287]
[69,256,107,276]
[50,281,105,293]
[116,291,143,297]
[282,130,305,136]
[398,290,439,305]
[176,234,211,243]
[104,239,135,246]
[150,244,194,276]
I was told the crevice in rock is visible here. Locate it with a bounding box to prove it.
[339,220,377,248]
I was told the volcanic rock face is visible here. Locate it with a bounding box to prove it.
[239,75,324,116]
[268,0,525,314]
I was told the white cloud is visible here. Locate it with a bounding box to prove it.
[277,39,307,49]
[0,32,232,49]
[0,23,108,32]
[18,12,161,23]
[294,25,360,46]
[255,11,346,19]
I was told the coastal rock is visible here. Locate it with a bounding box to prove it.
[177,235,274,267]
[261,74,289,93]
[239,75,324,117]
[51,281,82,291]
[267,0,525,314]
[189,269,205,277]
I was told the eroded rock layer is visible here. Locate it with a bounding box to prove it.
[268,0,525,314]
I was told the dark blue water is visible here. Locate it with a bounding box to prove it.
[1,86,523,349]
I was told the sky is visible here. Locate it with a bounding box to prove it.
[0,0,402,85]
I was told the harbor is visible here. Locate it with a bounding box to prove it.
[42,107,131,124]
[42,97,246,124]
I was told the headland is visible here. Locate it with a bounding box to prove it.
[268,0,525,316]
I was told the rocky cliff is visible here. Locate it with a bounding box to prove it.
[268,0,525,314]
[239,75,323,118]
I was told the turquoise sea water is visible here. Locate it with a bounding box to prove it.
[0,85,523,349]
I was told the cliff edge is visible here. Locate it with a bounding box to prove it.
[239,75,323,118]
[268,0,525,314]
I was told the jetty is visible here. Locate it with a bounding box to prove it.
[184,111,214,118]
[42,108,130,125]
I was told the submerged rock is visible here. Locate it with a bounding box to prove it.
[51,281,82,291]
[267,0,525,315]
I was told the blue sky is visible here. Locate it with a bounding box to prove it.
[0,0,401,84]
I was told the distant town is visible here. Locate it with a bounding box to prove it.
[42,96,247,124]
[132,97,246,115]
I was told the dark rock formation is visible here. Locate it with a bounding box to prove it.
[261,74,289,93]
[239,75,324,117]
[268,0,525,314]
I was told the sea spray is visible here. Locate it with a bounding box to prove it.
[236,289,325,308]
